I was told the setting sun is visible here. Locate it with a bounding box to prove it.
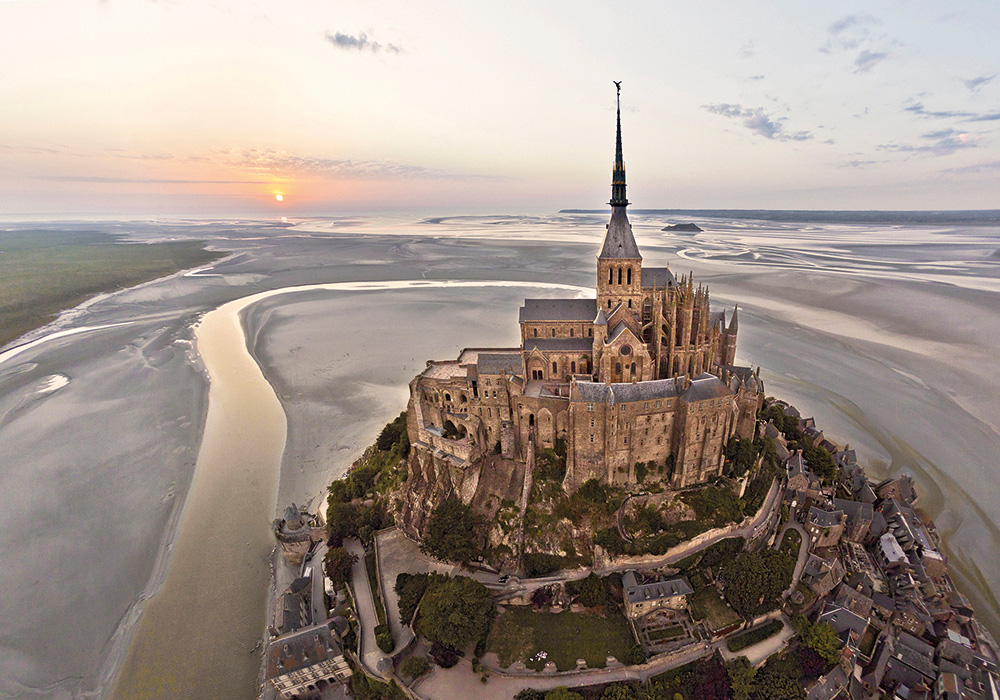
[275,193,284,202]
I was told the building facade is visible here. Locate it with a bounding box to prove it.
[405,88,763,497]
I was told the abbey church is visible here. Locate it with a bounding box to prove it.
[403,89,763,508]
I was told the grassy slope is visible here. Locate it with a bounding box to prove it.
[0,230,225,348]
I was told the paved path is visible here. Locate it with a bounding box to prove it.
[308,542,328,625]
[345,538,389,678]
[414,643,713,700]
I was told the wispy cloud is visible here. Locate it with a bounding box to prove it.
[324,31,401,54]
[963,74,996,92]
[854,49,889,73]
[905,101,1000,122]
[749,75,765,81]
[223,149,481,180]
[702,103,812,142]
[878,130,978,157]
[737,41,754,59]
[940,160,1000,174]
[842,159,879,168]
[33,175,262,185]
[821,14,880,52]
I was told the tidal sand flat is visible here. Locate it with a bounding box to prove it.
[0,213,998,699]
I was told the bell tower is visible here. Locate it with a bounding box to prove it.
[597,82,642,315]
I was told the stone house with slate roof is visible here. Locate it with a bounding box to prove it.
[401,88,763,539]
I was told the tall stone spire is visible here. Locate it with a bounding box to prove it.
[599,82,641,260]
[610,81,628,208]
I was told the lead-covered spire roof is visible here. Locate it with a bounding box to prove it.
[599,82,641,260]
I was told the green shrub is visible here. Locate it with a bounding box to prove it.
[400,655,430,679]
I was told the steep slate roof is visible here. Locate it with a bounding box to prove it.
[519,298,596,322]
[572,378,682,404]
[477,352,522,375]
[808,507,846,529]
[523,338,594,353]
[642,266,676,288]
[682,373,732,402]
[599,207,642,259]
[265,622,345,680]
[622,570,693,604]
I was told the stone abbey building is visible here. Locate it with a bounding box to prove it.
[404,90,763,503]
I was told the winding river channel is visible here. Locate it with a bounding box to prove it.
[110,279,590,699]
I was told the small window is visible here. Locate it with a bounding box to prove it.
[552,361,558,374]
[588,328,593,337]
[485,378,491,386]
[590,419,595,428]
[533,328,538,337]
[615,362,622,374]
[587,402,594,411]
[627,267,632,285]
[590,434,595,443]
[644,402,649,409]
[628,299,632,308]
[571,361,577,373]
[551,328,556,337]
[618,267,623,284]
[570,328,574,337]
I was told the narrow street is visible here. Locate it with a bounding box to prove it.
[344,538,389,678]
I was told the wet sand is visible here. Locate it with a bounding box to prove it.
[1,213,998,698]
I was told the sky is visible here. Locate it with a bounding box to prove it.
[2,0,999,216]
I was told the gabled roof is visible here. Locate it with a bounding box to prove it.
[622,570,693,604]
[519,298,596,322]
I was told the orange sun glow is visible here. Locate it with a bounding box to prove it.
[275,193,284,202]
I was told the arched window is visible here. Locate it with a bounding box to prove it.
[445,393,451,402]
[618,267,623,284]
[627,267,632,285]
[628,299,632,308]
[552,361,558,374]
[570,328,574,337]
[551,328,556,337]
[615,362,622,374]
[631,362,637,375]
[608,267,614,284]
[533,328,538,337]
[571,361,576,373]
[529,414,535,427]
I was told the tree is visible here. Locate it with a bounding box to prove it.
[566,573,613,608]
[401,655,430,679]
[601,683,641,700]
[514,691,545,700]
[721,549,794,617]
[326,501,357,547]
[634,461,648,483]
[803,445,836,482]
[545,689,583,700]
[394,573,431,625]
[802,620,842,666]
[417,575,494,650]
[726,658,756,700]
[749,655,804,700]
[323,546,357,588]
[421,498,483,564]
[376,411,409,455]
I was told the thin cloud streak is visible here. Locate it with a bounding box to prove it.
[223,149,492,181]
[324,31,401,54]
[34,175,265,185]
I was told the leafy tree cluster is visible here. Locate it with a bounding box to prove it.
[348,661,408,700]
[803,445,836,482]
[420,497,484,564]
[375,411,410,455]
[375,623,394,653]
[416,575,495,651]
[323,546,357,588]
[565,572,619,609]
[326,499,392,547]
[554,478,627,526]
[523,552,567,577]
[325,414,409,545]
[794,616,842,668]
[725,437,759,477]
[400,655,430,679]
[681,484,744,527]
[721,549,794,618]
[394,572,432,625]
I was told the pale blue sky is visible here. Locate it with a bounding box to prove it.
[1,0,998,214]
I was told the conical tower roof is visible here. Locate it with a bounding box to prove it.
[599,82,641,260]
